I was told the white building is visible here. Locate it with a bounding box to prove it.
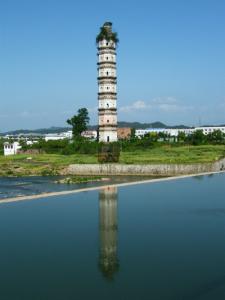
[135,126,225,138]
[81,130,97,139]
[44,131,73,141]
[63,130,73,139]
[97,22,118,142]
[44,134,66,142]
[4,142,21,156]
[135,128,166,137]
[164,128,195,136]
[195,126,225,135]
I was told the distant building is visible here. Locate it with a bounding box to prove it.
[81,130,97,139]
[164,128,195,137]
[4,133,44,140]
[4,142,21,156]
[135,126,225,138]
[62,130,73,139]
[44,131,73,141]
[195,126,225,135]
[3,131,73,142]
[44,134,65,142]
[135,128,166,137]
[117,128,131,140]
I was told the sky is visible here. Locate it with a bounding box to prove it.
[0,0,225,131]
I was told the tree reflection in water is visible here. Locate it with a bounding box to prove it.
[98,186,119,280]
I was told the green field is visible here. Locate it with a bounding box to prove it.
[0,145,225,176]
[0,153,98,176]
[120,145,225,164]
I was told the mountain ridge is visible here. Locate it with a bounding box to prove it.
[1,122,224,135]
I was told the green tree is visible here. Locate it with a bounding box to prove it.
[177,131,186,143]
[207,130,224,144]
[158,132,168,142]
[0,138,4,155]
[67,108,90,138]
[190,130,206,145]
[130,128,136,140]
[96,22,119,44]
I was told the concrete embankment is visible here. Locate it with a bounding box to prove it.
[66,158,225,176]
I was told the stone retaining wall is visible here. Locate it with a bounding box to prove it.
[66,158,225,176]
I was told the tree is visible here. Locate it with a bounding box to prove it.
[177,131,186,143]
[207,130,224,144]
[0,138,4,155]
[67,108,90,138]
[190,130,206,145]
[96,22,119,44]
[130,128,136,140]
[158,132,169,142]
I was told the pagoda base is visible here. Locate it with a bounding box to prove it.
[99,130,117,143]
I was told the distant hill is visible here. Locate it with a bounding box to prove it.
[2,122,225,136]
[1,126,71,136]
[88,121,168,130]
[118,121,167,129]
[1,122,192,136]
[88,121,191,130]
[199,124,225,128]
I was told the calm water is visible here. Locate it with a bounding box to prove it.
[0,173,225,299]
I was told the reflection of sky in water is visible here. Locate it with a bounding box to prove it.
[0,173,225,299]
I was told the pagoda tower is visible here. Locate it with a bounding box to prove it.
[96,22,118,142]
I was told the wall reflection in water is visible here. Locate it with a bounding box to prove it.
[98,186,119,279]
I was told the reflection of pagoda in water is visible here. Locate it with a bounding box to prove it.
[99,186,119,279]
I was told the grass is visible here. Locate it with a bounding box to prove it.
[0,154,98,176]
[55,176,103,184]
[120,145,225,164]
[0,145,225,176]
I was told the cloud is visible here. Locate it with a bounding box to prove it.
[119,97,193,113]
[120,100,151,112]
[151,96,177,105]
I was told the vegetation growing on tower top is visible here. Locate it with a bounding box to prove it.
[96,22,119,44]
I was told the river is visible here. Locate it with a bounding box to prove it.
[0,173,224,299]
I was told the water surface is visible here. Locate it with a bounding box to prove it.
[0,175,155,199]
[0,173,225,299]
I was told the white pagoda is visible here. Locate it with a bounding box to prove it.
[96,22,119,142]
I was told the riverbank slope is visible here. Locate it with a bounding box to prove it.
[0,145,224,176]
